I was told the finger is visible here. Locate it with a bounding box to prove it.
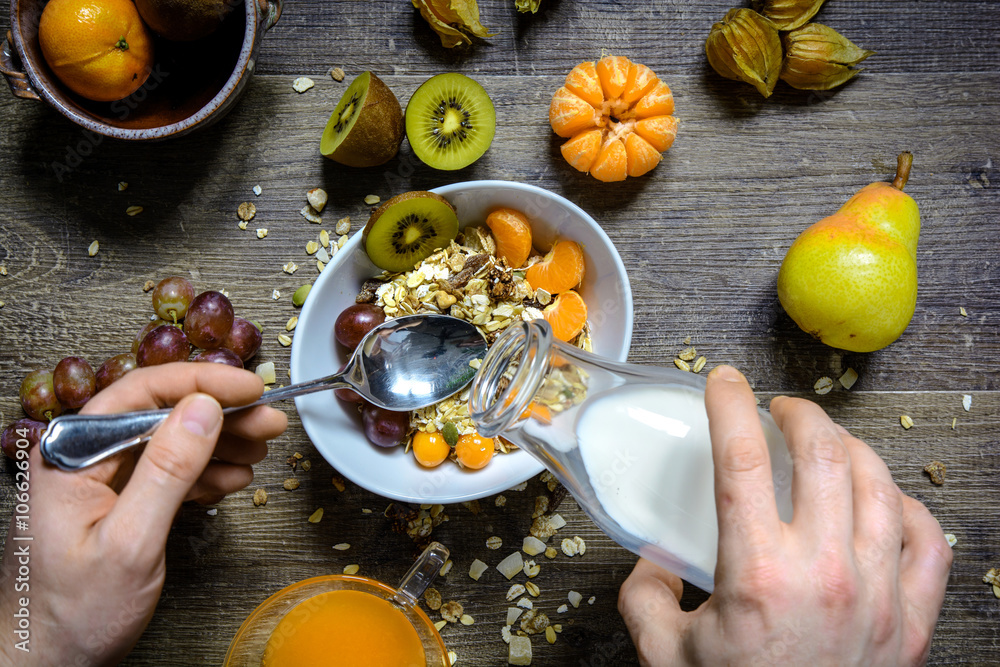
[105,393,223,548]
[706,365,782,568]
[770,396,853,545]
[832,423,904,581]
[618,558,687,663]
[212,434,269,466]
[899,495,952,647]
[222,405,289,442]
[84,362,264,413]
[184,461,254,502]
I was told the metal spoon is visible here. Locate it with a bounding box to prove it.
[40,314,488,471]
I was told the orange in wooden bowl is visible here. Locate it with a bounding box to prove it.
[38,0,154,102]
[550,55,678,182]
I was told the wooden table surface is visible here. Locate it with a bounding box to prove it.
[1,1,998,664]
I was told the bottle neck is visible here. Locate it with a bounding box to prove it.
[469,321,554,437]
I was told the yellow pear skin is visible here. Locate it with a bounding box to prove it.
[777,153,920,353]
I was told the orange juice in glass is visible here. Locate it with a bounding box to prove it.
[225,543,450,667]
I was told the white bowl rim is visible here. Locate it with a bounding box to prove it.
[290,180,634,503]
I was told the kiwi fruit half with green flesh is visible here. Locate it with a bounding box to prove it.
[405,73,496,171]
[363,192,460,272]
[321,71,404,167]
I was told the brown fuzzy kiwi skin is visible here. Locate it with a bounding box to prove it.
[361,191,456,249]
[327,74,405,168]
[133,0,236,41]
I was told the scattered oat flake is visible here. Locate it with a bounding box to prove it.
[361,508,372,514]
[307,188,328,213]
[561,538,578,557]
[556,603,568,614]
[237,202,255,221]
[673,358,691,372]
[206,508,217,516]
[117,181,128,191]
[332,543,350,551]
[272,289,281,300]
[814,377,834,395]
[900,415,914,430]
[0,266,6,277]
[331,476,345,491]
[238,221,248,230]
[364,194,380,205]
[292,76,315,93]
[959,307,968,317]
[277,333,292,347]
[544,547,557,559]
[924,460,946,485]
[334,217,351,236]
[984,568,1000,586]
[343,563,359,575]
[142,279,155,292]
[516,597,533,610]
[524,581,540,597]
[87,240,100,256]
[286,316,298,331]
[994,584,1000,599]
[440,600,464,623]
[523,560,540,578]
[506,584,526,601]
[508,635,532,666]
[282,261,298,275]
[253,185,262,196]
[678,346,697,361]
[283,478,300,491]
[319,229,331,248]
[459,614,474,626]
[252,488,268,506]
[692,356,707,373]
[588,596,596,605]
[330,67,345,81]
[317,260,326,273]
[256,228,268,239]
[306,240,319,255]
[308,508,324,523]
[439,559,453,576]
[126,206,143,216]
[423,587,442,610]
[469,558,488,581]
[945,534,957,547]
[545,626,557,644]
[838,368,859,390]
[962,394,972,412]
[300,205,322,224]
[487,536,503,550]
[434,619,447,632]
[495,494,507,507]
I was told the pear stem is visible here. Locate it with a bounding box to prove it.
[892,152,913,191]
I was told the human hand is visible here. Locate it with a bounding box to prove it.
[618,365,952,667]
[0,363,287,666]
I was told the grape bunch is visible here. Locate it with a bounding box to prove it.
[333,304,410,449]
[2,277,264,459]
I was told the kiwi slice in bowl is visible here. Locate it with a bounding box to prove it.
[405,73,496,171]
[321,71,404,167]
[362,192,460,272]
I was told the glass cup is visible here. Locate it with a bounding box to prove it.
[470,321,794,593]
[224,543,450,666]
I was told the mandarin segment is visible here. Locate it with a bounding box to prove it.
[486,208,533,269]
[543,290,588,342]
[589,139,628,183]
[595,55,630,100]
[550,56,676,181]
[634,116,678,153]
[560,128,602,173]
[526,239,586,294]
[564,61,604,107]
[549,87,599,138]
[625,134,661,178]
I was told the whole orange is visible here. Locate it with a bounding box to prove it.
[39,0,154,103]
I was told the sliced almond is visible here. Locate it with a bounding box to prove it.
[307,188,328,213]
[497,551,524,580]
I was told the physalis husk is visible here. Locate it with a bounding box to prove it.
[413,0,494,48]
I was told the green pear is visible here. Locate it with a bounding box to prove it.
[777,153,920,353]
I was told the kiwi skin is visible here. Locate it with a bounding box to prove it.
[323,73,405,168]
[362,192,459,272]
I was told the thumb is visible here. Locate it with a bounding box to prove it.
[106,393,223,549]
[618,558,688,664]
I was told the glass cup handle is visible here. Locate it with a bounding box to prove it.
[392,542,450,609]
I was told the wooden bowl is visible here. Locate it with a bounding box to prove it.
[0,0,282,140]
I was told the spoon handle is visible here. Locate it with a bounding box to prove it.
[40,370,349,471]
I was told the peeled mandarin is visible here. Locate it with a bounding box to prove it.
[526,239,586,294]
[622,63,659,104]
[634,81,675,118]
[543,289,588,342]
[589,139,628,183]
[595,55,630,99]
[634,115,678,153]
[560,128,602,173]
[486,208,533,269]
[549,87,599,138]
[564,61,604,107]
[625,134,661,178]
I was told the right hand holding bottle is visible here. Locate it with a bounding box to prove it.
[618,365,952,666]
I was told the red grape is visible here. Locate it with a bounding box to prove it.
[132,319,169,355]
[95,353,137,392]
[184,291,234,349]
[137,325,191,367]
[361,404,409,448]
[222,317,262,361]
[19,370,63,421]
[193,348,243,368]
[152,276,196,322]
[1,418,47,459]
[334,363,363,403]
[335,304,386,350]
[53,356,96,409]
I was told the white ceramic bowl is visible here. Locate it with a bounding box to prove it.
[290,181,633,503]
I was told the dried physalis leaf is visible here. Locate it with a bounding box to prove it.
[780,23,875,90]
[705,8,783,98]
[413,0,494,49]
[752,0,825,30]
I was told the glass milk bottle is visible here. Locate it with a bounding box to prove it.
[469,321,793,592]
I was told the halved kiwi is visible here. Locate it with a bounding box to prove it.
[362,192,460,272]
[321,71,404,167]
[405,73,496,171]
